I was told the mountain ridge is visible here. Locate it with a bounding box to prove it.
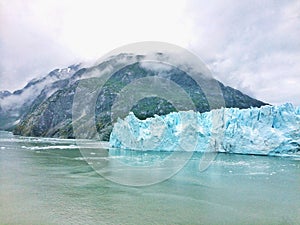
[0,53,267,140]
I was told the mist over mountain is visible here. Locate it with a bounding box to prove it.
[0,64,82,130]
[0,53,267,140]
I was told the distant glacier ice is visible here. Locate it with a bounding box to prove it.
[110,103,300,156]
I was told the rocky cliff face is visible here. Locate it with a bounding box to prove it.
[1,53,267,140]
[0,65,81,130]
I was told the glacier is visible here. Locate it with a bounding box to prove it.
[109,103,300,156]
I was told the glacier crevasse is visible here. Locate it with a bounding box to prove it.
[109,103,300,155]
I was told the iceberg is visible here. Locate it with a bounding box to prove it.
[109,103,300,156]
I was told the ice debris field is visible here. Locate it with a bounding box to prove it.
[110,103,300,156]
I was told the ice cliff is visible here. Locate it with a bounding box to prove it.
[110,103,300,155]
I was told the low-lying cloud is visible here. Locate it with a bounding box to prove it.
[0,0,299,105]
[185,0,300,105]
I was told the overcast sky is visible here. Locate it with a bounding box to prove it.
[1,0,300,105]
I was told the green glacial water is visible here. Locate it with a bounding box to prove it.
[0,131,299,224]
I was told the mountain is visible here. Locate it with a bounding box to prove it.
[0,64,81,130]
[0,53,267,140]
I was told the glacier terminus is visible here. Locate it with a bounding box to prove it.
[110,103,300,156]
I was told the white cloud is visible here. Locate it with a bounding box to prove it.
[140,61,172,73]
[0,0,299,106]
[0,0,191,91]
[185,0,300,105]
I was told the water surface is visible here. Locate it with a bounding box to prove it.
[0,131,299,224]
